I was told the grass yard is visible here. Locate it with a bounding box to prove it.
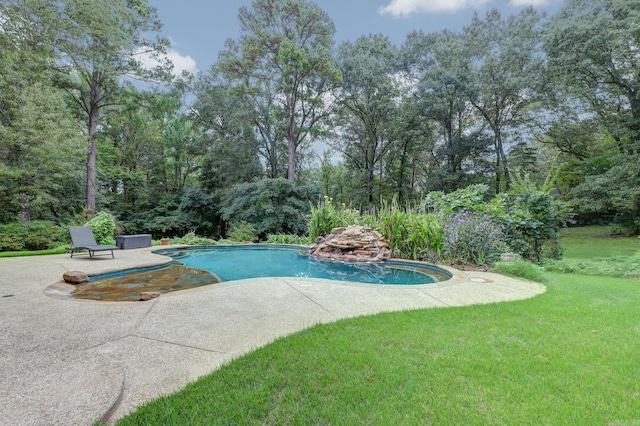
[560,225,639,260]
[116,228,640,425]
[548,226,640,278]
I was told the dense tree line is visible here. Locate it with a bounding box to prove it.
[1,0,639,245]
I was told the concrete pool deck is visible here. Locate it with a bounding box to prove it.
[0,247,545,425]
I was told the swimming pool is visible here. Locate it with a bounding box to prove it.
[159,245,452,285]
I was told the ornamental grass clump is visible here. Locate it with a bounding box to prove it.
[443,210,508,266]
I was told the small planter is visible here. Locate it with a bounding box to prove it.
[160,238,170,246]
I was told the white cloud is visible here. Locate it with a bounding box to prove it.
[509,0,549,5]
[378,0,492,17]
[137,47,198,77]
[165,49,198,76]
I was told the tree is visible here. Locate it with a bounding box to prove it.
[192,71,273,180]
[464,8,546,192]
[544,0,640,223]
[219,0,341,181]
[545,0,640,146]
[333,34,402,205]
[403,29,489,193]
[0,0,85,223]
[53,0,172,215]
[98,88,172,213]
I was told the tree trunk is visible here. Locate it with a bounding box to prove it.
[87,105,98,216]
[368,155,375,204]
[287,92,296,181]
[20,195,31,223]
[494,127,509,193]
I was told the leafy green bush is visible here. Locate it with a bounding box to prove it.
[172,232,218,246]
[308,197,344,240]
[490,183,565,262]
[0,221,65,251]
[403,213,444,261]
[376,205,409,256]
[493,260,548,283]
[0,223,25,251]
[227,221,257,243]
[610,212,640,237]
[423,184,491,214]
[308,196,361,240]
[85,211,117,245]
[221,179,321,239]
[442,211,508,266]
[424,174,567,263]
[266,234,312,245]
[24,221,66,250]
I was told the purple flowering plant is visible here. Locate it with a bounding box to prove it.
[442,210,508,266]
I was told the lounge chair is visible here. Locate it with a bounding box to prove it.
[66,226,118,259]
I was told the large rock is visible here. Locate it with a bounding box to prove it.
[139,291,161,301]
[63,271,89,284]
[309,226,391,262]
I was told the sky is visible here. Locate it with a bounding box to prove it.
[148,0,564,77]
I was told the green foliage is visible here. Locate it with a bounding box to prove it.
[221,179,321,239]
[227,221,257,243]
[542,253,640,280]
[609,212,640,237]
[309,198,444,261]
[121,193,195,239]
[491,176,566,262]
[493,260,548,283]
[0,223,23,251]
[266,234,312,245]
[85,212,117,245]
[172,232,218,246]
[442,210,508,266]
[376,205,409,256]
[308,196,360,240]
[0,221,65,252]
[423,184,491,214]
[219,0,341,180]
[0,247,67,258]
[377,207,444,261]
[423,176,567,264]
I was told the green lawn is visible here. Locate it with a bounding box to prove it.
[560,225,639,260]
[116,229,640,425]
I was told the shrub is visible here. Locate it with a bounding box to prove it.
[403,213,444,261]
[0,223,25,251]
[308,196,361,240]
[442,211,508,266]
[172,232,218,246]
[308,199,445,262]
[423,184,491,214]
[266,234,312,245]
[85,211,116,245]
[0,221,65,252]
[491,188,565,262]
[221,179,320,239]
[308,197,343,240]
[493,260,548,283]
[227,221,257,243]
[376,206,409,256]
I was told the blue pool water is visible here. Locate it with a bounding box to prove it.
[160,246,451,285]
